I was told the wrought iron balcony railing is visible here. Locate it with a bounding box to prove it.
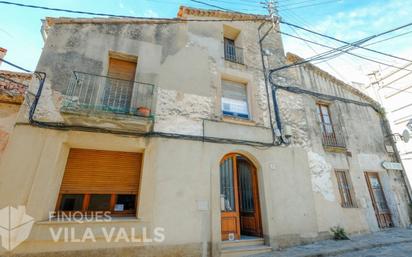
[62,71,154,117]
[224,43,244,64]
[320,122,346,148]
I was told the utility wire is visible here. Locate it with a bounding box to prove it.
[0,1,267,22]
[281,20,412,64]
[279,0,341,11]
[272,31,412,72]
[364,29,412,47]
[0,57,32,73]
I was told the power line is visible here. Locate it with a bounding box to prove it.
[281,14,347,81]
[281,9,353,81]
[272,30,412,72]
[0,57,32,73]
[283,9,364,69]
[364,29,412,47]
[281,20,412,64]
[279,0,341,11]
[190,0,234,12]
[0,1,268,22]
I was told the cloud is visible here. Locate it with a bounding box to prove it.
[281,0,412,84]
[310,0,412,41]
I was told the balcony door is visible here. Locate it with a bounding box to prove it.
[220,153,262,241]
[103,57,137,113]
[365,172,393,228]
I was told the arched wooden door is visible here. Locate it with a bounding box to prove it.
[220,153,262,240]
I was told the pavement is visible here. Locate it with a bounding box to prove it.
[251,228,412,257]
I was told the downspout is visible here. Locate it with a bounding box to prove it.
[258,21,276,143]
[258,22,283,143]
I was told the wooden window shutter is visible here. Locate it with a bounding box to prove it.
[108,57,137,81]
[59,149,142,195]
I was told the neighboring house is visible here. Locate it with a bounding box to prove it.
[0,68,31,158]
[0,6,410,257]
[364,66,412,191]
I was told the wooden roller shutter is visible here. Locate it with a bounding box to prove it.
[59,149,142,194]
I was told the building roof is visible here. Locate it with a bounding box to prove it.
[44,6,267,27]
[286,53,382,111]
[177,6,267,20]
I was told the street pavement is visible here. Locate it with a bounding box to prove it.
[251,228,412,257]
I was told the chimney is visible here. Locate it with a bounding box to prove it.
[0,47,6,67]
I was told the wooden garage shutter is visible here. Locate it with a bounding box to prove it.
[59,149,142,194]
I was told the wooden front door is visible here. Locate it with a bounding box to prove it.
[220,154,262,241]
[365,172,393,228]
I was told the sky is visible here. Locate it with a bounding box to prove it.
[1,0,412,86]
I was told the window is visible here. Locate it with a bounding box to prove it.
[316,103,346,148]
[335,170,356,208]
[224,38,244,64]
[221,80,249,119]
[223,25,243,64]
[316,103,334,135]
[57,149,142,216]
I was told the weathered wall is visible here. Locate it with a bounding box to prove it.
[0,125,318,256]
[271,59,411,234]
[0,9,410,257]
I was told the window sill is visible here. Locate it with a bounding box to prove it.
[36,216,142,225]
[323,145,347,153]
[222,116,256,126]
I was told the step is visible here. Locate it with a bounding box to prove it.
[221,245,272,257]
[222,238,265,248]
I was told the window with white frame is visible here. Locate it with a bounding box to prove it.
[221,80,249,119]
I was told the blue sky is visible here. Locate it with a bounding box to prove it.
[1,0,412,84]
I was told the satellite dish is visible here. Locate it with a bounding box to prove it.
[402,129,410,143]
[407,119,412,131]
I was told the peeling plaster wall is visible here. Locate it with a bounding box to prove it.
[25,20,275,135]
[308,151,335,202]
[154,88,213,135]
[2,15,410,255]
[271,61,411,233]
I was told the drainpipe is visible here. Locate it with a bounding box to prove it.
[258,22,276,143]
[258,22,283,143]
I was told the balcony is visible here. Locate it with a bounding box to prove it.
[60,71,155,132]
[62,71,154,118]
[320,122,346,149]
[224,43,244,65]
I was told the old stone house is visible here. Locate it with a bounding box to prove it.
[0,6,410,257]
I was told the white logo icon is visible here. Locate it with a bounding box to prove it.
[0,206,34,251]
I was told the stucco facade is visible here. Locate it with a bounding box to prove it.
[0,6,410,257]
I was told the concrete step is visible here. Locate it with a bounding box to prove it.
[222,238,265,248]
[221,244,272,257]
